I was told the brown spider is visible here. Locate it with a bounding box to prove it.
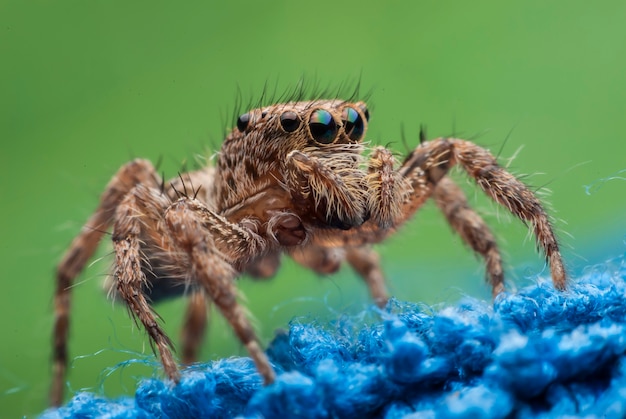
[51,99,566,405]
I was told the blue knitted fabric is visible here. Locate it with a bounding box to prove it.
[42,255,626,418]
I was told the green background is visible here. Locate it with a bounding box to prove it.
[2,1,625,416]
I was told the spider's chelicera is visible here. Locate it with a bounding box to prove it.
[51,99,566,405]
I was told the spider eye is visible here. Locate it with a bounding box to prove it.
[358,103,370,121]
[279,111,301,132]
[236,113,250,132]
[341,106,365,141]
[308,109,338,144]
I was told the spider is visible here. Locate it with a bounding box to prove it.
[51,98,566,405]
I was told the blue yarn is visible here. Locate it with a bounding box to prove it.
[41,255,626,418]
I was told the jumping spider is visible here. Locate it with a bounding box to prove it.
[51,99,566,405]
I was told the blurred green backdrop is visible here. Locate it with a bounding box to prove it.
[2,1,625,416]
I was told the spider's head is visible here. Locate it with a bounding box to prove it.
[227,100,370,157]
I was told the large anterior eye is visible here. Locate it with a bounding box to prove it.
[236,113,250,132]
[341,106,365,141]
[308,109,338,144]
[280,111,301,132]
[358,103,370,121]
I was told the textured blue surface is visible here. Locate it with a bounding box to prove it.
[41,255,626,418]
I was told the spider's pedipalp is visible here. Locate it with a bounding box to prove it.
[365,146,411,229]
[284,149,367,229]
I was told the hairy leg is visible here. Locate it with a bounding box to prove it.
[433,177,504,297]
[289,245,344,275]
[51,159,160,406]
[288,244,388,307]
[345,246,389,307]
[315,137,565,296]
[112,185,181,383]
[181,292,209,365]
[164,197,275,384]
[246,251,282,279]
[401,138,566,290]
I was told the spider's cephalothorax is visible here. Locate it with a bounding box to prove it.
[51,99,566,406]
[214,100,372,231]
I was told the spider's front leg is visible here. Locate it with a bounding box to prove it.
[52,159,160,406]
[400,138,567,292]
[112,185,182,383]
[180,291,209,365]
[163,197,275,384]
[113,189,274,384]
[432,177,504,296]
